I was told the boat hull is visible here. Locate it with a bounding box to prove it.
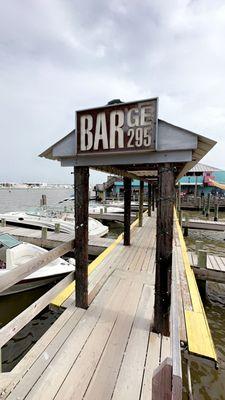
[0,273,68,296]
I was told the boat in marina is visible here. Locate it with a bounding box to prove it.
[0,210,109,237]
[59,196,124,214]
[0,234,75,295]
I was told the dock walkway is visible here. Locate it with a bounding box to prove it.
[0,213,217,399]
[0,215,171,400]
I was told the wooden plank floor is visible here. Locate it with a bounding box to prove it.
[188,251,225,272]
[1,215,171,400]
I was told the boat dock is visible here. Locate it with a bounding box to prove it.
[182,219,225,232]
[189,250,225,284]
[0,98,219,398]
[0,226,114,255]
[0,213,217,399]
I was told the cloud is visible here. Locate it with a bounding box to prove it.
[0,0,224,183]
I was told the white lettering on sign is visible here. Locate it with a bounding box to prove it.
[110,110,124,148]
[94,113,108,150]
[80,115,93,151]
[77,99,157,154]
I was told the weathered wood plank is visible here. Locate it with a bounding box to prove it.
[54,278,133,400]
[0,239,74,294]
[0,272,74,348]
[112,284,154,400]
[84,281,143,400]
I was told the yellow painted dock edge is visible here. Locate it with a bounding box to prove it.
[175,209,217,364]
[50,214,142,307]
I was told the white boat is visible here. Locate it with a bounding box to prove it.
[59,196,124,214]
[0,211,109,237]
[89,204,124,214]
[0,234,75,295]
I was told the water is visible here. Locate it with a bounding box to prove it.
[0,187,72,213]
[1,191,225,398]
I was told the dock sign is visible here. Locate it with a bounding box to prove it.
[76,98,158,155]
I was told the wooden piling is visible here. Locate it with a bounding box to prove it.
[177,183,181,212]
[214,201,219,222]
[54,223,60,233]
[202,197,205,215]
[197,249,207,299]
[148,182,152,217]
[41,227,47,240]
[183,216,189,237]
[124,177,131,246]
[74,166,89,309]
[139,180,144,227]
[154,163,175,335]
[178,210,183,227]
[206,193,211,218]
[152,185,155,212]
[0,219,6,227]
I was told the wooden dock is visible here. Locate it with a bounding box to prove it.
[189,251,225,284]
[0,215,172,400]
[182,219,225,232]
[0,214,217,399]
[0,226,113,255]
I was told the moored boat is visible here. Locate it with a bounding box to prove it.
[0,234,74,295]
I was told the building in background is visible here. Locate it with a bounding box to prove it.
[179,163,225,197]
[95,163,225,201]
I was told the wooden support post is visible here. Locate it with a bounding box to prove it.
[214,201,219,222]
[183,216,189,237]
[194,173,197,203]
[197,196,201,210]
[154,163,175,335]
[206,193,211,218]
[139,180,144,227]
[177,182,181,212]
[41,227,47,240]
[54,223,60,233]
[42,194,47,206]
[195,240,203,255]
[202,197,205,215]
[124,177,131,246]
[0,219,6,227]
[152,185,155,211]
[74,166,89,309]
[178,210,183,227]
[148,182,152,217]
[197,249,207,299]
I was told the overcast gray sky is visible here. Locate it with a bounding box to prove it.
[0,0,224,185]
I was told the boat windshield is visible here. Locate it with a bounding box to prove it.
[25,206,73,218]
[0,234,21,269]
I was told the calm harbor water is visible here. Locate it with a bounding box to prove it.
[0,189,225,398]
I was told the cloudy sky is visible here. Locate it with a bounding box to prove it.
[0,0,224,185]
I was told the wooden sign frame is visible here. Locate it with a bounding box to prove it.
[75,97,158,156]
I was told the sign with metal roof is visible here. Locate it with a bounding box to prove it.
[75,98,158,155]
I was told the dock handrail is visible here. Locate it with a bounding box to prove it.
[0,238,75,363]
[171,248,183,399]
[0,239,74,294]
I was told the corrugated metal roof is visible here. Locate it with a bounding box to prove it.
[189,163,221,173]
